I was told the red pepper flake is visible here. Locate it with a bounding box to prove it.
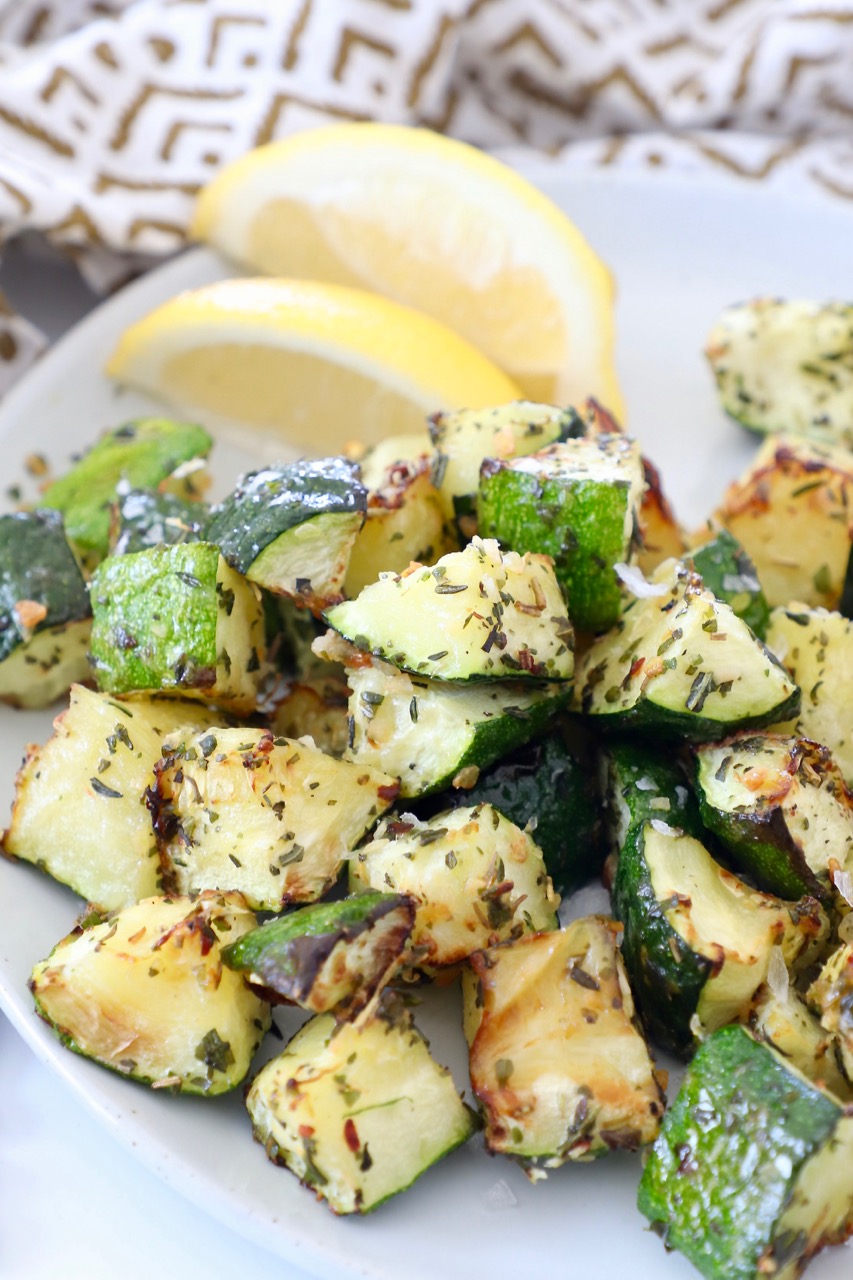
[298,1124,315,1139]
[343,1118,360,1153]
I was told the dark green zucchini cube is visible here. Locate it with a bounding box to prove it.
[478,433,646,633]
[688,528,770,640]
[89,541,264,712]
[41,417,211,566]
[639,1025,853,1280]
[0,509,91,707]
[109,487,207,556]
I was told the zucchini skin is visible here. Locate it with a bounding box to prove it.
[688,528,770,640]
[110,488,207,555]
[639,1025,849,1280]
[0,509,90,664]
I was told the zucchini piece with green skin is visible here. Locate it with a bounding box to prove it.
[326,537,574,683]
[221,892,415,1015]
[246,996,477,1215]
[428,401,582,529]
[0,509,91,708]
[765,606,853,786]
[478,433,646,634]
[318,636,571,799]
[807,942,853,1083]
[150,727,399,912]
[415,725,604,895]
[745,982,851,1101]
[612,820,828,1057]
[40,417,211,566]
[463,916,664,1168]
[602,738,704,856]
[638,1024,853,1280]
[205,458,366,612]
[30,892,270,1094]
[109,487,207,555]
[694,733,853,906]
[575,558,800,741]
[3,684,233,910]
[89,541,265,714]
[350,805,560,968]
[705,299,853,446]
[687,527,770,640]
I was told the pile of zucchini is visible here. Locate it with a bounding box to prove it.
[6,393,853,1278]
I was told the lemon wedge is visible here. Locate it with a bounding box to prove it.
[192,124,622,415]
[106,277,520,453]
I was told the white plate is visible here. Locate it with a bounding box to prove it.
[1,168,851,1280]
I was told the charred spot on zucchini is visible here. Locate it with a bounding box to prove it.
[639,1024,853,1280]
[29,892,270,1094]
[0,509,91,708]
[205,458,366,611]
[221,892,415,1016]
[464,916,664,1168]
[246,996,476,1214]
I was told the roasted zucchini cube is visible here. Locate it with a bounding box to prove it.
[205,458,366,612]
[687,527,770,640]
[333,641,571,798]
[464,916,664,1167]
[575,558,799,741]
[326,537,573,683]
[246,998,476,1214]
[705,298,853,446]
[41,417,211,566]
[478,433,646,633]
[714,435,853,610]
[30,892,270,1094]
[344,460,456,598]
[2,685,232,910]
[807,943,853,1083]
[613,820,828,1057]
[350,805,559,967]
[746,982,851,1101]
[635,454,686,577]
[639,1024,853,1280]
[221,892,415,1015]
[0,509,91,708]
[602,738,705,857]
[694,733,853,906]
[765,606,853,786]
[150,727,399,912]
[268,673,350,758]
[109,487,207,556]
[89,541,265,713]
[358,433,433,489]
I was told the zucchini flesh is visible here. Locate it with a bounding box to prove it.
[30,892,270,1094]
[326,537,574,683]
[350,805,559,967]
[639,1024,853,1280]
[246,1000,476,1214]
[465,916,664,1166]
[746,983,851,1101]
[575,558,799,740]
[808,943,853,1083]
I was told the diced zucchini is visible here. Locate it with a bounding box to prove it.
[428,401,581,529]
[246,998,476,1214]
[575,559,799,741]
[333,643,570,798]
[808,943,853,1083]
[464,916,664,1167]
[358,432,433,491]
[150,727,399,912]
[109,487,207,556]
[714,434,853,610]
[746,982,851,1101]
[694,733,853,905]
[350,805,559,967]
[416,725,604,895]
[89,542,265,713]
[765,606,853,785]
[688,527,770,639]
[705,299,853,446]
[326,537,574,683]
[344,462,457,598]
[478,433,646,633]
[0,509,91,708]
[268,674,350,758]
[2,685,231,910]
[40,417,211,566]
[613,820,828,1056]
[221,892,415,1015]
[635,455,687,576]
[639,1024,853,1280]
[30,892,270,1094]
[206,458,366,611]
[602,738,705,857]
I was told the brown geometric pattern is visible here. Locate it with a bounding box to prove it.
[0,0,849,388]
